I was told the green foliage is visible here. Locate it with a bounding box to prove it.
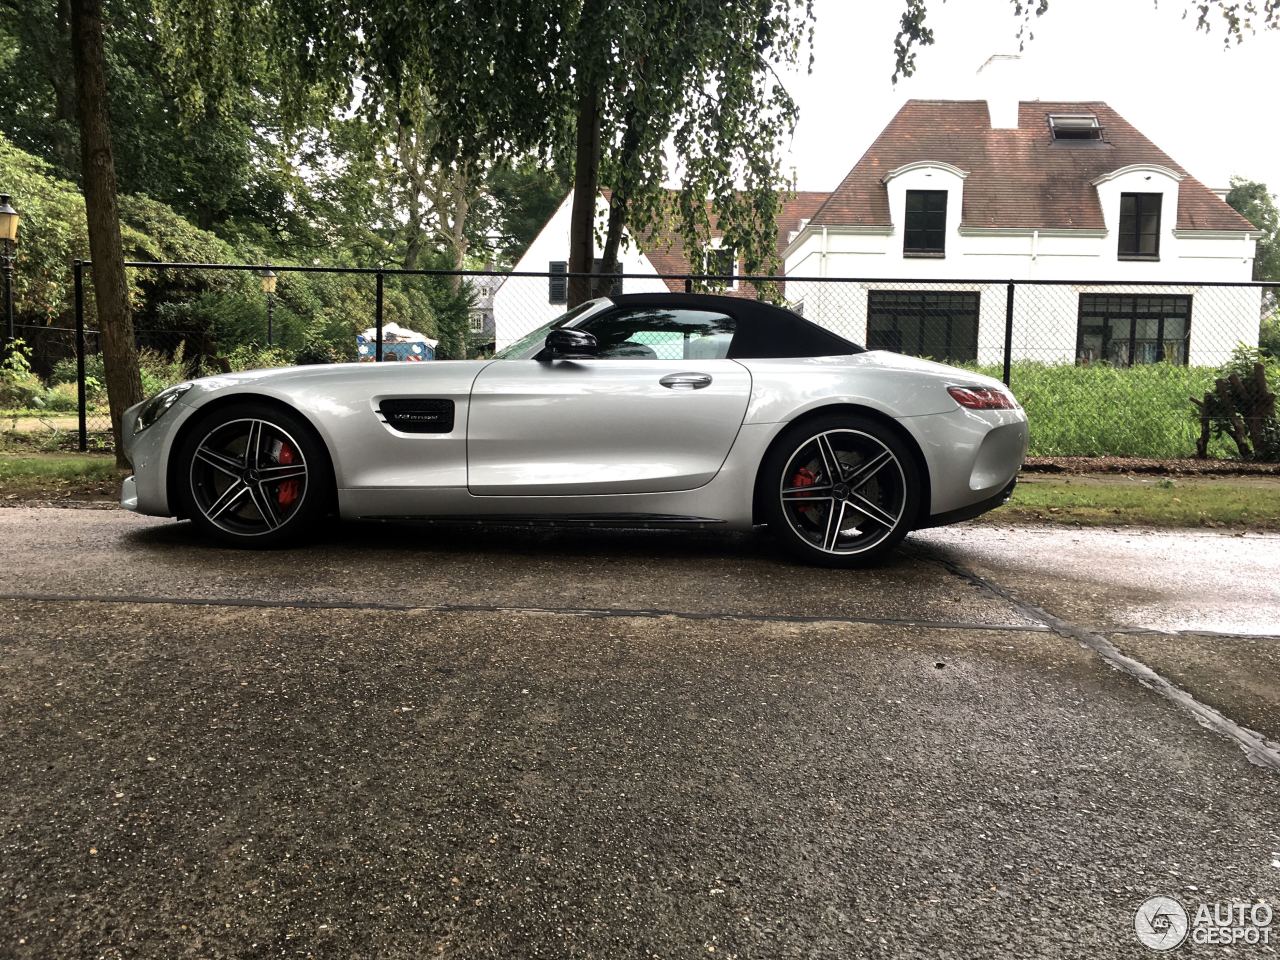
[481,159,572,265]
[42,383,80,413]
[217,344,294,374]
[1214,344,1280,395]
[995,362,1233,459]
[892,2,1279,84]
[0,0,299,240]
[1197,346,1280,462]
[1225,178,1280,281]
[137,345,194,397]
[0,134,89,322]
[293,338,343,366]
[1261,308,1280,360]
[0,341,45,410]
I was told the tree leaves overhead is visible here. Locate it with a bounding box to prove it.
[151,0,571,164]
[151,0,816,280]
[891,0,1277,84]
[570,0,815,286]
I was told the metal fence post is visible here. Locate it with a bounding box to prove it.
[1002,281,1015,387]
[375,270,384,362]
[74,259,88,452]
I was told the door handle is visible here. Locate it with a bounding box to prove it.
[659,372,713,390]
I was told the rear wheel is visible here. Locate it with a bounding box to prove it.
[175,402,330,547]
[761,413,921,567]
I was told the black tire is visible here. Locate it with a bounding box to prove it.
[173,401,332,548]
[760,412,922,567]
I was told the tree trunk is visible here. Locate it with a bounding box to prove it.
[598,194,627,298]
[51,0,81,178]
[597,105,642,297]
[567,80,602,307]
[70,0,143,465]
[444,167,471,295]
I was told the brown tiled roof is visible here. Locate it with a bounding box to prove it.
[806,100,1256,234]
[610,190,829,295]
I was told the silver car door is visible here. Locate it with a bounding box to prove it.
[467,356,751,496]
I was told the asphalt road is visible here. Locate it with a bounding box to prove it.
[0,508,1277,959]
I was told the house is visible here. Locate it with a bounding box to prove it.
[466,270,502,345]
[497,97,1262,365]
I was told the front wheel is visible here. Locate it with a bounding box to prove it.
[174,402,331,547]
[760,414,922,567]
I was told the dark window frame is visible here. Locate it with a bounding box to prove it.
[1048,114,1104,141]
[903,190,948,257]
[1118,193,1162,260]
[548,261,568,304]
[866,289,979,362]
[1075,293,1192,367]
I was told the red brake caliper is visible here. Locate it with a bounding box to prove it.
[276,442,300,508]
[790,466,819,519]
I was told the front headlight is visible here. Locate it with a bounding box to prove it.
[134,383,193,434]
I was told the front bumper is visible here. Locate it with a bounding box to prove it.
[120,397,201,517]
[120,475,138,512]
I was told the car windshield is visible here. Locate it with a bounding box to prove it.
[493,299,613,360]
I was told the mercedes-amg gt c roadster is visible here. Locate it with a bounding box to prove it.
[121,292,1027,566]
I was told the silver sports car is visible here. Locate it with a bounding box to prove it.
[122,292,1028,566]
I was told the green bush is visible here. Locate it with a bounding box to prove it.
[43,382,79,412]
[1259,307,1280,361]
[215,344,294,373]
[0,341,46,410]
[991,362,1230,458]
[137,345,194,396]
[293,338,343,365]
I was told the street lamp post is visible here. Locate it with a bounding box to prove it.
[0,194,19,349]
[260,266,277,346]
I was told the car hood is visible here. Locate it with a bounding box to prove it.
[184,359,489,391]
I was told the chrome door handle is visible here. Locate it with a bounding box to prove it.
[659,372,713,390]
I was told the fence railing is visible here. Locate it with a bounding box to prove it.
[3,261,1276,460]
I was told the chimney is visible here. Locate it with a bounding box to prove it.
[976,54,1021,130]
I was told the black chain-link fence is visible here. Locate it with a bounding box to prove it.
[3,261,1276,461]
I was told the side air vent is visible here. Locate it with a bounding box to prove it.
[378,398,455,434]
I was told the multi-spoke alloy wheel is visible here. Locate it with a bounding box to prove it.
[177,403,329,547]
[762,415,920,566]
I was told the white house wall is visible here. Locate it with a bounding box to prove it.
[491,191,670,350]
[784,162,1260,367]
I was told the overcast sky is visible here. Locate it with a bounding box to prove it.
[780,0,1280,196]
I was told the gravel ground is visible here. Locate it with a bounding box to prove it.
[0,510,1277,959]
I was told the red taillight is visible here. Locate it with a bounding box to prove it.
[947,385,1018,410]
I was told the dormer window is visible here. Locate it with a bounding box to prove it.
[1118,193,1162,259]
[1049,114,1103,141]
[904,190,947,256]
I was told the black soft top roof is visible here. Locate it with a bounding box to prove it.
[606,292,863,359]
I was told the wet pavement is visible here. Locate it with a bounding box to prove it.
[0,508,1277,958]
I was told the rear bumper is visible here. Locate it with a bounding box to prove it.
[898,407,1028,519]
[918,477,1016,529]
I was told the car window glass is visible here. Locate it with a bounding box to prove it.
[578,308,736,360]
[493,298,611,359]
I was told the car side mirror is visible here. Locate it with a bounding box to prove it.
[544,328,599,359]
